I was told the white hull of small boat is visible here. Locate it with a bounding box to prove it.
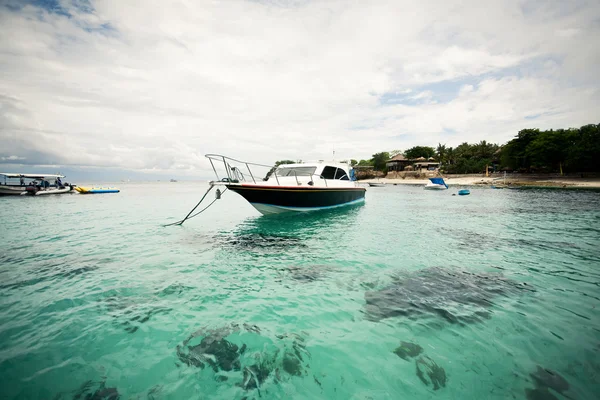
[424,183,447,190]
[22,187,73,196]
[0,185,26,195]
[35,187,73,195]
[368,183,385,187]
[424,177,448,190]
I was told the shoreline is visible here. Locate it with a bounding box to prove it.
[360,175,600,188]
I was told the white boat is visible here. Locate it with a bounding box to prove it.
[205,154,366,215]
[17,174,75,196]
[1,173,73,196]
[28,186,74,196]
[491,171,507,189]
[424,177,448,190]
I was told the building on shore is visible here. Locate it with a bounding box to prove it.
[387,155,440,172]
[386,154,412,171]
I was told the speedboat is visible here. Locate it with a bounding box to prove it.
[1,173,73,196]
[424,177,448,190]
[206,154,366,215]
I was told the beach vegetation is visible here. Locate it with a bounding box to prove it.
[371,152,390,171]
[501,124,599,173]
[365,123,599,175]
[405,146,436,160]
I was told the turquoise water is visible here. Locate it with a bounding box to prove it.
[0,183,599,399]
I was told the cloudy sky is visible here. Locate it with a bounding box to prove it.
[1,0,599,179]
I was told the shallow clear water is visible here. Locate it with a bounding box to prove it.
[0,183,599,399]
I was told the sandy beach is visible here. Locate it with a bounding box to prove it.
[362,175,600,188]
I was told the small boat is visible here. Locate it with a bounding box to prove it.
[11,174,76,196]
[424,177,448,190]
[1,173,71,196]
[204,154,366,215]
[75,187,120,194]
[30,186,74,195]
[170,179,178,182]
[368,182,385,187]
[492,172,507,189]
[458,189,470,196]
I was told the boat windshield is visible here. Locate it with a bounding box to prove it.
[275,166,317,177]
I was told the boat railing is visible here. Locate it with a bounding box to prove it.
[206,154,275,184]
[205,154,348,187]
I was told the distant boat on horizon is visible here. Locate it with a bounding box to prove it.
[368,182,385,187]
[170,179,178,182]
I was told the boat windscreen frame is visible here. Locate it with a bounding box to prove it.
[274,166,317,177]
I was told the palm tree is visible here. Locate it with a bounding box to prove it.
[436,143,447,165]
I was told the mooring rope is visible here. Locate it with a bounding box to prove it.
[182,187,228,221]
[164,184,227,227]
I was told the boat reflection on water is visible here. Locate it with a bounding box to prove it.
[221,203,364,251]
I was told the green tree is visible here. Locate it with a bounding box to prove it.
[405,146,436,160]
[527,129,577,173]
[500,128,540,171]
[567,124,600,172]
[357,159,373,166]
[446,147,455,166]
[390,149,403,157]
[350,159,358,166]
[370,152,390,171]
[442,142,499,174]
[436,143,447,165]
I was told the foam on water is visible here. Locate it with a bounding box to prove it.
[0,182,599,399]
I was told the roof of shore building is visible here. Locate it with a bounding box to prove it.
[388,154,408,162]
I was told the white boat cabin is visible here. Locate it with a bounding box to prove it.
[265,162,356,187]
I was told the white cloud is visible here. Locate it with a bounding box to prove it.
[0,0,598,176]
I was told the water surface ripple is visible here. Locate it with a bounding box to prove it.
[0,183,599,399]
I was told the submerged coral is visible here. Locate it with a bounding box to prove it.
[283,265,335,282]
[525,388,559,400]
[415,356,447,391]
[525,366,570,400]
[70,380,119,400]
[98,295,170,334]
[393,341,423,361]
[221,233,307,251]
[364,267,531,324]
[176,325,311,394]
[530,366,570,393]
[176,325,245,371]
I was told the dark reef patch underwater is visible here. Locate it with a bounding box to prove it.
[364,267,534,324]
[52,379,119,400]
[525,366,572,400]
[175,324,311,396]
[393,341,447,391]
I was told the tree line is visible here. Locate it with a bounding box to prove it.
[354,123,599,174]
